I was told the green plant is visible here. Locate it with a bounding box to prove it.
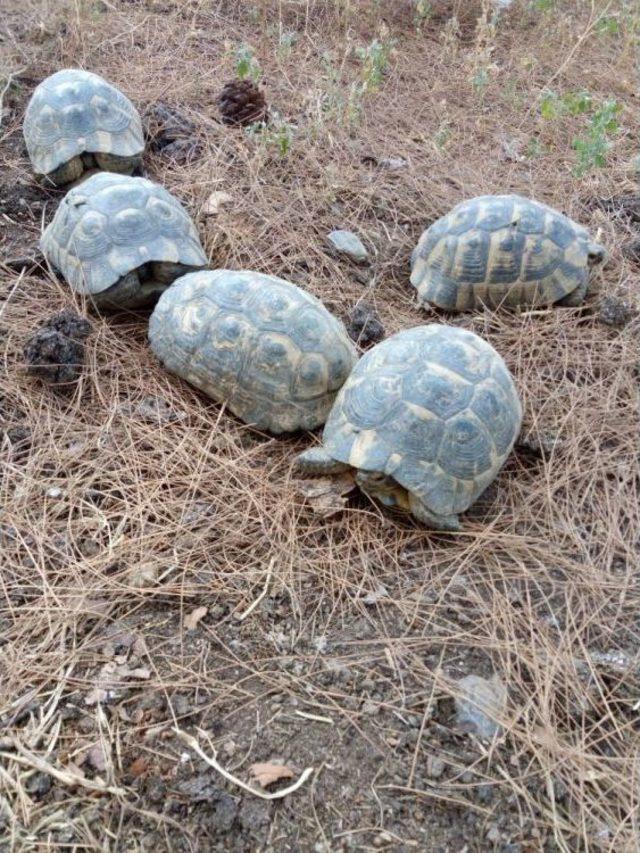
[235,43,261,82]
[540,89,592,119]
[277,31,297,59]
[472,67,490,95]
[525,136,545,158]
[355,37,395,91]
[414,0,432,29]
[532,0,554,10]
[246,112,296,157]
[596,15,620,36]
[434,122,452,151]
[572,99,622,176]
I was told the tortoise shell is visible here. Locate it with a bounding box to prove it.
[23,69,144,183]
[410,195,605,311]
[40,172,207,305]
[148,270,359,434]
[320,325,522,516]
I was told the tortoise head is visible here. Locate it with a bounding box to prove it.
[588,241,607,266]
[355,470,411,512]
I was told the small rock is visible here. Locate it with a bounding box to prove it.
[622,240,640,264]
[24,309,92,387]
[379,156,407,170]
[486,823,502,843]
[160,138,202,164]
[118,395,185,424]
[593,194,640,222]
[3,425,31,461]
[426,755,445,778]
[517,430,562,456]
[498,134,524,162]
[24,772,52,798]
[145,102,199,163]
[312,635,329,654]
[203,190,233,216]
[454,673,507,738]
[598,296,636,327]
[84,743,108,772]
[238,798,272,832]
[222,739,237,757]
[360,584,389,605]
[46,487,63,499]
[476,784,495,803]
[346,302,385,348]
[327,230,369,263]
[127,562,159,588]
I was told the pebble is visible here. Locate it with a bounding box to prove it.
[486,824,502,843]
[327,230,369,263]
[379,156,407,170]
[346,302,385,348]
[454,673,507,738]
[598,296,636,327]
[426,755,445,778]
[222,739,236,757]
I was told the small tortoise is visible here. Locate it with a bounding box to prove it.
[23,69,144,186]
[148,270,358,434]
[40,172,207,309]
[296,325,521,529]
[410,195,606,311]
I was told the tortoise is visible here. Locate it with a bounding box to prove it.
[23,69,144,186]
[410,194,606,311]
[40,172,207,310]
[148,270,359,434]
[295,325,522,529]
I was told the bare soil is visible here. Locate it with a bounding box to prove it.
[1,1,639,851]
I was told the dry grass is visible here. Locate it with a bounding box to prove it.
[1,0,640,849]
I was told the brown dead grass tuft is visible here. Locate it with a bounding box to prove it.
[1,0,640,849]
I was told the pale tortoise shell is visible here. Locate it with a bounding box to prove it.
[410,194,604,311]
[40,172,207,297]
[148,270,359,434]
[23,69,144,177]
[320,325,522,516]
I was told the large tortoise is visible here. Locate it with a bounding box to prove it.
[410,195,606,311]
[23,69,144,186]
[148,270,358,434]
[40,172,207,310]
[296,325,522,529]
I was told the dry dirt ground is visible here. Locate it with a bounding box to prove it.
[1,1,640,850]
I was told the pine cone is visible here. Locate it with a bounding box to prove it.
[217,79,267,127]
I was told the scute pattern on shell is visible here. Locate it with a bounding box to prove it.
[40,173,207,295]
[23,69,144,176]
[322,325,522,515]
[410,195,594,310]
[148,270,359,434]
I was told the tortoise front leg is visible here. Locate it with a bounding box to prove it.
[92,270,142,310]
[295,447,351,475]
[46,155,84,186]
[94,151,142,175]
[408,493,462,531]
